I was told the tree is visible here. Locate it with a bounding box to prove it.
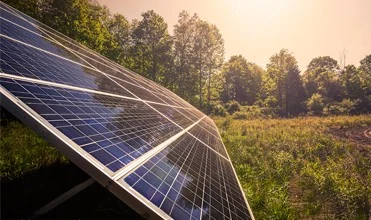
[341,65,362,100]
[172,11,198,100]
[40,0,115,56]
[358,54,371,113]
[190,19,225,109]
[286,67,306,115]
[191,19,210,109]
[221,55,263,105]
[359,54,371,74]
[266,49,305,116]
[307,56,340,74]
[131,10,172,82]
[303,56,344,103]
[107,14,132,66]
[204,24,224,112]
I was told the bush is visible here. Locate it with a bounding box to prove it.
[323,99,356,116]
[306,93,325,115]
[232,111,249,120]
[225,100,241,114]
[212,104,227,116]
[232,105,266,120]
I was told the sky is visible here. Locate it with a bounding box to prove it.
[97,0,371,72]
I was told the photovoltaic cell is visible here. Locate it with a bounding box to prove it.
[0,77,181,172]
[0,2,253,219]
[187,125,228,159]
[124,134,251,219]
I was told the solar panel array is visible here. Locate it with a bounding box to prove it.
[0,2,254,219]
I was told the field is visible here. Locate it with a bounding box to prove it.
[214,115,371,219]
[1,114,370,219]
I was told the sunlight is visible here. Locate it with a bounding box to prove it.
[227,0,290,21]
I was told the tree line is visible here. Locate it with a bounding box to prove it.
[5,0,371,117]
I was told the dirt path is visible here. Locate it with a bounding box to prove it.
[363,128,371,139]
[331,126,371,147]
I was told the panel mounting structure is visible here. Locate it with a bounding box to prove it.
[0,2,254,219]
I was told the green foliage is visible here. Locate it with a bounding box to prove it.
[232,105,266,120]
[210,103,227,116]
[306,93,325,115]
[225,100,241,114]
[303,56,344,104]
[359,54,371,74]
[221,55,263,105]
[131,10,173,82]
[323,99,356,116]
[0,121,68,180]
[307,56,340,74]
[265,49,306,117]
[214,115,371,219]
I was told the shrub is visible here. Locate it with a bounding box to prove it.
[225,100,241,114]
[212,104,227,116]
[232,111,249,120]
[323,99,356,116]
[306,93,325,115]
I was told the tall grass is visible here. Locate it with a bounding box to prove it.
[214,115,371,219]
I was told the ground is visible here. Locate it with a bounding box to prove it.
[331,125,371,147]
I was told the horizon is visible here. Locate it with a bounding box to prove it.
[97,0,371,72]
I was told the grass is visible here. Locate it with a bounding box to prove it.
[0,120,68,181]
[1,112,370,219]
[214,115,371,219]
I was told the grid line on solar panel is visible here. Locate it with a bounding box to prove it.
[0,21,162,107]
[187,125,229,159]
[0,6,204,115]
[0,77,185,172]
[1,2,206,117]
[0,3,129,75]
[0,24,200,114]
[0,34,138,98]
[1,5,208,126]
[0,72,194,113]
[111,115,206,181]
[124,135,205,219]
[123,134,252,219]
[1,73,230,163]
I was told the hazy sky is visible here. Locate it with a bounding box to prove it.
[97,0,371,72]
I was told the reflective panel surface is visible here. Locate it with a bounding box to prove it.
[0,2,253,219]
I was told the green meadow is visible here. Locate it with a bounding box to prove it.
[214,115,371,219]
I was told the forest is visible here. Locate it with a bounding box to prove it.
[3,0,370,117]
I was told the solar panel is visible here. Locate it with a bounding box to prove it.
[0,2,254,219]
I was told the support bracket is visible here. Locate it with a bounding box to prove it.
[33,178,95,216]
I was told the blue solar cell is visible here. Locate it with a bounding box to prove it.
[107,161,124,171]
[0,78,182,172]
[91,149,116,165]
[124,134,252,219]
[133,179,156,200]
[106,145,125,158]
[151,191,165,206]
